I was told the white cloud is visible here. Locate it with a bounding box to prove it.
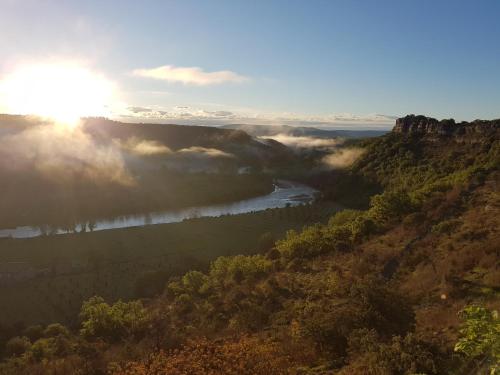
[177,146,234,159]
[321,148,365,169]
[117,137,172,156]
[115,106,396,129]
[260,134,343,149]
[132,65,249,86]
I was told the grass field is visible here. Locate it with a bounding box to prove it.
[0,202,341,327]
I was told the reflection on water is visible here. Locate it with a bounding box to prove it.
[0,180,318,239]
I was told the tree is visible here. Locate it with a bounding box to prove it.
[44,323,70,338]
[79,296,149,342]
[368,191,415,224]
[454,305,499,374]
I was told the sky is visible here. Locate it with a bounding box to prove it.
[1,0,499,129]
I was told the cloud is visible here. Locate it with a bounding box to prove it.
[177,146,234,159]
[127,106,153,113]
[116,106,396,129]
[0,121,134,185]
[259,134,343,149]
[321,148,365,169]
[118,137,172,156]
[132,65,249,86]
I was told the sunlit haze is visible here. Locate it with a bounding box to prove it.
[0,62,114,126]
[1,1,500,128]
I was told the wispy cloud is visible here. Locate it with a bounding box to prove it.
[321,148,365,169]
[259,134,343,149]
[116,105,396,129]
[132,65,249,86]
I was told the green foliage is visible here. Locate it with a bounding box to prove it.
[431,218,462,234]
[328,209,364,227]
[345,329,438,375]
[455,305,500,374]
[181,270,208,295]
[276,209,377,260]
[208,255,272,286]
[29,338,56,361]
[293,278,415,356]
[368,190,416,224]
[43,323,69,338]
[79,296,149,342]
[276,225,337,259]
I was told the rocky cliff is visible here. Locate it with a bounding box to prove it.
[393,114,499,139]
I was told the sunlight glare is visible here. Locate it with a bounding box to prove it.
[0,62,114,126]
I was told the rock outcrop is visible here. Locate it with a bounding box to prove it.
[393,115,499,139]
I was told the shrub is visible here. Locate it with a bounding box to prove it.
[181,271,208,295]
[454,305,499,374]
[368,191,415,224]
[44,323,70,338]
[342,330,438,375]
[431,219,462,235]
[209,255,272,286]
[328,209,363,227]
[276,225,336,259]
[112,336,292,375]
[79,296,149,342]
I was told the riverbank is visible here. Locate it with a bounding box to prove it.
[0,180,317,239]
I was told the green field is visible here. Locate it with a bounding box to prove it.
[0,202,340,326]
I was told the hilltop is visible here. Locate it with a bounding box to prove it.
[221,123,388,139]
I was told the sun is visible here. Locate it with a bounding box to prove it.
[0,62,114,126]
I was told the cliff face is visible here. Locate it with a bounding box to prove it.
[393,115,499,139]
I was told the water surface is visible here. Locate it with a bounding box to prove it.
[0,180,317,239]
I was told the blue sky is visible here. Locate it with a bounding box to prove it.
[1,0,499,128]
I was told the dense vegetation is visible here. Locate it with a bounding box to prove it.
[0,202,339,326]
[0,117,498,374]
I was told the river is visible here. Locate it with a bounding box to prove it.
[0,180,318,239]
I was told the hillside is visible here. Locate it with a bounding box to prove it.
[221,123,388,139]
[0,115,498,374]
[0,115,294,228]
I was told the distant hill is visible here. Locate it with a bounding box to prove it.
[221,123,388,139]
[0,115,296,227]
[0,115,294,168]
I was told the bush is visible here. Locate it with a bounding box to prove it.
[431,219,462,235]
[79,296,149,342]
[454,305,499,374]
[368,191,415,224]
[112,336,293,375]
[181,271,208,295]
[328,209,363,227]
[342,330,438,375]
[209,255,272,286]
[276,225,336,259]
[44,323,70,338]
[29,338,56,361]
[293,277,415,356]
